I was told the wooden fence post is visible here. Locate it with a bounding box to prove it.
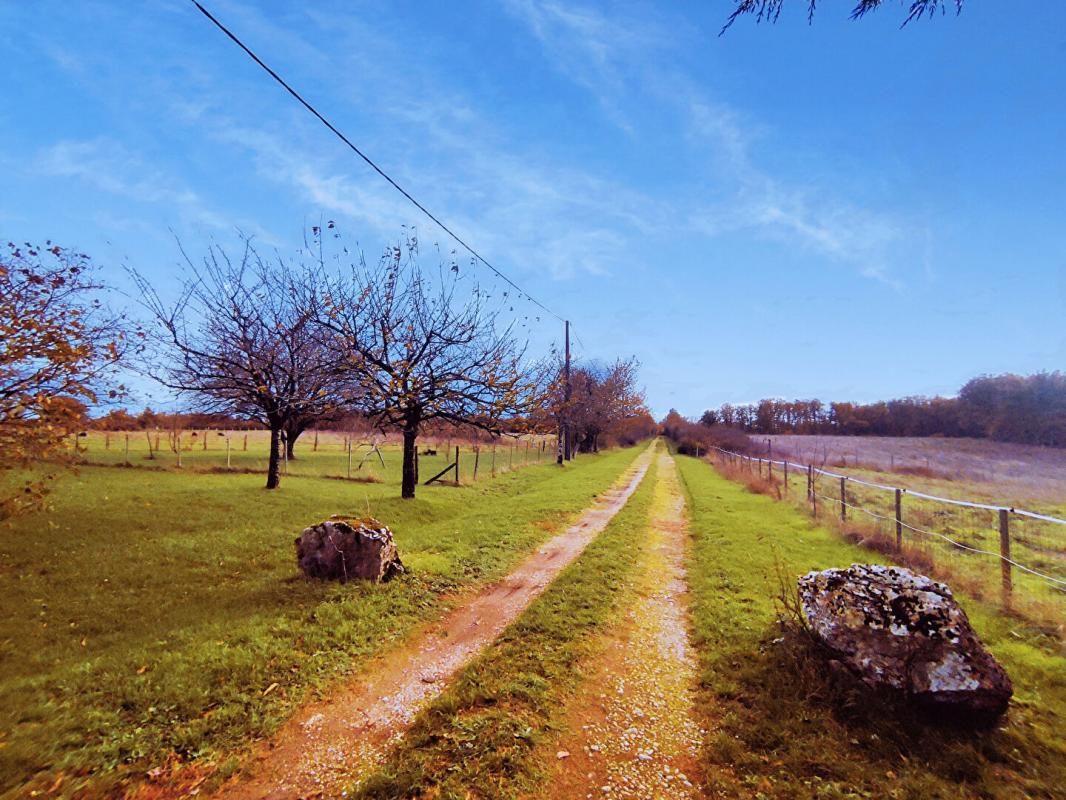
[313,430,319,452]
[242,433,248,451]
[840,477,847,522]
[895,489,903,551]
[999,509,1012,598]
[455,446,460,486]
[124,433,129,463]
[492,444,497,477]
[473,446,480,481]
[347,439,352,479]
[783,460,788,494]
[807,464,813,502]
[227,436,232,469]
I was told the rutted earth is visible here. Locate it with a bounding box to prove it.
[201,445,657,800]
[535,452,703,800]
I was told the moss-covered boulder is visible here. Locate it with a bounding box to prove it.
[295,516,405,582]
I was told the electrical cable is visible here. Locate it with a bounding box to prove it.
[188,0,565,324]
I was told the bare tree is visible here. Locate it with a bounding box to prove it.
[722,0,962,32]
[319,238,547,499]
[132,236,346,489]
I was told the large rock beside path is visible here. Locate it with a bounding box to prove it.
[295,516,405,582]
[798,564,1012,725]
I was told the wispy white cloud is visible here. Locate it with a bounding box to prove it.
[501,0,674,129]
[37,137,275,241]
[198,74,666,281]
[507,0,926,285]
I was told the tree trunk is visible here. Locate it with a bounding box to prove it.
[266,424,282,489]
[284,421,306,460]
[401,426,418,499]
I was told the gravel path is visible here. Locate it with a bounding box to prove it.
[538,451,703,799]
[202,445,656,800]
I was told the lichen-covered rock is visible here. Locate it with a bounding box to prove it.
[798,564,1012,724]
[295,516,404,582]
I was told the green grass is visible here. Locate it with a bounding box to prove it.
[69,430,549,485]
[351,451,661,800]
[676,453,1066,799]
[0,444,640,796]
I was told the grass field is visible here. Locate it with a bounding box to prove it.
[719,439,1066,628]
[328,446,1063,799]
[677,453,1066,799]
[763,434,1066,506]
[66,430,555,485]
[0,441,637,797]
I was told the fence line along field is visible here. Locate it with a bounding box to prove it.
[762,434,1066,505]
[711,439,1066,631]
[69,429,559,485]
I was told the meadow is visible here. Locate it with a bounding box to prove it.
[315,446,1065,799]
[721,436,1066,630]
[762,434,1066,505]
[66,429,556,484]
[3,431,1064,798]
[0,435,636,796]
[677,453,1066,799]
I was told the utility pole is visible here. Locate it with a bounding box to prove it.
[558,319,572,464]
[564,319,572,461]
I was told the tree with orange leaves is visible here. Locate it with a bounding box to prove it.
[0,242,133,517]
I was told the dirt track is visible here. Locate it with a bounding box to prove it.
[536,451,702,799]
[207,445,655,800]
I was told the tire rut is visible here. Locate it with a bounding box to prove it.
[535,451,702,799]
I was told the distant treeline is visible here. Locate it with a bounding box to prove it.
[90,408,262,431]
[699,372,1066,447]
[660,409,752,455]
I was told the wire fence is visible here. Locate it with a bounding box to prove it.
[69,430,559,486]
[710,447,1066,620]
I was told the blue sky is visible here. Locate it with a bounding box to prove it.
[1,1,1063,418]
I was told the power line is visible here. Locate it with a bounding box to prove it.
[188,0,565,324]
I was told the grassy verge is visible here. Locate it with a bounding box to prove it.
[676,453,1066,799]
[351,453,661,799]
[0,445,642,796]
[715,456,1066,637]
